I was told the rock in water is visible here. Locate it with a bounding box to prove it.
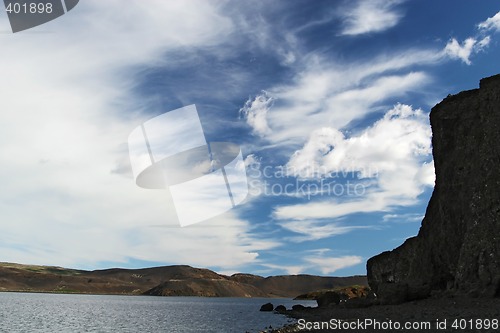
[260,302,274,311]
[291,304,306,311]
[274,305,287,312]
[367,74,500,304]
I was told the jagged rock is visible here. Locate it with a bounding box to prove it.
[312,285,370,307]
[316,291,343,307]
[343,297,374,308]
[260,302,274,311]
[376,282,409,304]
[291,304,306,311]
[274,305,286,312]
[367,74,500,303]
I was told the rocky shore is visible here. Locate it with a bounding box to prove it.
[264,296,500,333]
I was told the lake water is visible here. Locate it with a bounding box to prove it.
[0,293,316,332]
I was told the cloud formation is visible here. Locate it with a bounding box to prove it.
[240,91,274,137]
[478,11,500,32]
[278,220,371,243]
[304,255,363,275]
[340,0,405,36]
[443,10,500,65]
[274,104,434,222]
[444,37,490,65]
[0,0,276,271]
[263,253,362,275]
[264,51,439,147]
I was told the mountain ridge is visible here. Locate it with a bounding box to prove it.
[0,262,367,298]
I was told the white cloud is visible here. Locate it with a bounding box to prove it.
[444,38,475,65]
[382,213,423,223]
[240,91,274,137]
[274,104,434,221]
[442,10,500,65]
[261,252,363,276]
[478,11,500,32]
[278,220,371,242]
[244,154,261,168]
[230,2,300,67]
[416,161,436,187]
[125,212,281,269]
[304,255,363,275]
[478,36,491,48]
[340,0,405,36]
[444,37,490,65]
[261,263,305,275]
[287,104,432,179]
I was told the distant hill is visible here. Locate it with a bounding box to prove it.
[0,262,366,298]
[246,274,368,298]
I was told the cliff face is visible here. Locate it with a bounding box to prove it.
[367,74,500,303]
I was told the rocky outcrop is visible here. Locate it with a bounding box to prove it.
[145,274,367,298]
[367,74,500,303]
[274,305,287,312]
[142,277,267,297]
[295,285,371,307]
[248,274,367,298]
[260,302,274,311]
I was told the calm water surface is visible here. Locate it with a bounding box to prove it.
[0,293,316,332]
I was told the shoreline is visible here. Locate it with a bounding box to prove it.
[264,296,500,333]
[0,289,302,299]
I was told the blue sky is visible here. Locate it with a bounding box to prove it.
[0,0,499,277]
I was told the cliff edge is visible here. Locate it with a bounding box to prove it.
[367,74,500,304]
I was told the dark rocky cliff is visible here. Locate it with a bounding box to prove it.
[367,74,500,304]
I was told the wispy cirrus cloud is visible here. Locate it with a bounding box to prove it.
[262,51,439,147]
[339,0,406,36]
[478,11,500,32]
[382,213,424,223]
[261,263,306,275]
[262,252,363,275]
[304,255,363,275]
[278,220,371,243]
